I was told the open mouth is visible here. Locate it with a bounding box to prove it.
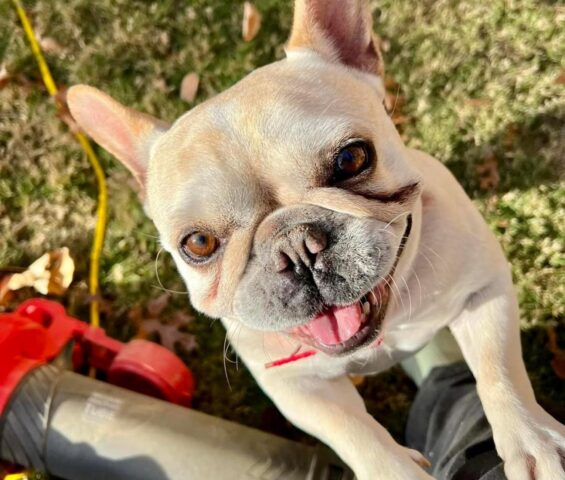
[289,282,390,355]
[288,215,412,356]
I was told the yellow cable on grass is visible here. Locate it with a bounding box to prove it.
[13,0,107,328]
[3,474,29,480]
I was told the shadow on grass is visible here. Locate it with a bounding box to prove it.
[444,106,564,197]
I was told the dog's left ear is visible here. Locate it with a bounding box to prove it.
[287,0,383,77]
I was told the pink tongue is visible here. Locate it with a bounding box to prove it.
[299,303,364,346]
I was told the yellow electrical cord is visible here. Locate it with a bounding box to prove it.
[5,4,108,478]
[12,0,107,329]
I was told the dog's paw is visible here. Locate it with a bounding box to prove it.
[495,412,565,480]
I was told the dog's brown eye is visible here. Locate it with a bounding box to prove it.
[333,142,371,181]
[181,232,219,260]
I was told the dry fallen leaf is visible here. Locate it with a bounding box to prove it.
[5,247,75,296]
[180,72,199,103]
[349,374,366,386]
[0,275,14,306]
[547,326,565,380]
[127,304,144,323]
[131,295,197,353]
[242,2,262,42]
[171,310,196,326]
[464,98,491,108]
[147,292,170,317]
[0,64,10,89]
[383,75,410,130]
[476,154,500,191]
[139,318,198,353]
[55,87,81,133]
[39,36,64,55]
[502,124,519,148]
[152,77,167,92]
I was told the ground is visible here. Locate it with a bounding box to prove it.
[0,0,563,450]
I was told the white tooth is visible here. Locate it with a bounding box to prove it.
[363,302,370,315]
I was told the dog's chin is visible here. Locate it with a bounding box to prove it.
[287,281,390,356]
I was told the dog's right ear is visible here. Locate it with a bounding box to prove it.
[67,85,169,196]
[287,0,383,77]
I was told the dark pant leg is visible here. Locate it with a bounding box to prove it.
[406,362,506,480]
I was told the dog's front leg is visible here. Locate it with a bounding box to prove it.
[450,280,565,480]
[255,371,433,480]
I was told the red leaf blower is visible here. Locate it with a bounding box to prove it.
[0,299,353,479]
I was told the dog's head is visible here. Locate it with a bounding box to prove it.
[68,0,422,356]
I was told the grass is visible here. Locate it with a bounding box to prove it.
[0,0,563,451]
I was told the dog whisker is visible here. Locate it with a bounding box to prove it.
[154,247,189,295]
[261,331,274,364]
[382,211,411,232]
[222,329,232,391]
[412,270,424,306]
[385,274,405,313]
[401,276,413,323]
[388,83,401,119]
[223,321,244,390]
[140,232,160,239]
[233,323,243,371]
[378,228,444,284]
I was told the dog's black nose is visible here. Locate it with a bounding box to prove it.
[273,223,328,275]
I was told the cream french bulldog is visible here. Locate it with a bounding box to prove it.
[67,0,565,478]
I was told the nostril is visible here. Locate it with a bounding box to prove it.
[275,251,291,272]
[305,228,327,255]
[272,224,327,275]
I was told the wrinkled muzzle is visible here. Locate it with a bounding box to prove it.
[233,205,403,336]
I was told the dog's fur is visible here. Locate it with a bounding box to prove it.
[67,1,565,478]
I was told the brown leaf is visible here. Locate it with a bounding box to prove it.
[127,304,144,324]
[555,70,565,85]
[547,326,565,380]
[0,64,10,89]
[139,318,198,353]
[131,295,196,353]
[384,90,404,114]
[242,2,262,42]
[476,154,500,191]
[147,292,170,317]
[172,310,196,325]
[349,374,366,386]
[502,124,519,148]
[39,36,64,55]
[6,247,74,296]
[375,35,390,53]
[551,356,565,380]
[383,75,411,130]
[152,77,167,92]
[464,98,491,108]
[180,72,199,103]
[55,87,81,133]
[384,75,398,90]
[0,275,14,306]
[392,114,410,126]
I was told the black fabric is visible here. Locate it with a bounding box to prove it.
[406,362,506,480]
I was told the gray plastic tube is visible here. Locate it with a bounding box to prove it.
[0,365,354,480]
